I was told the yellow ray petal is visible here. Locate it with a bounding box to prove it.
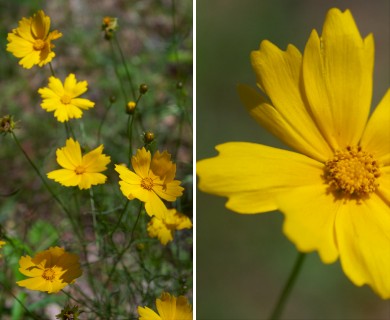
[360,89,390,165]
[47,169,81,187]
[138,306,162,320]
[83,145,110,173]
[249,42,332,161]
[277,184,340,263]
[302,8,374,149]
[70,98,95,110]
[335,193,390,299]
[132,148,151,178]
[238,84,332,161]
[197,142,324,214]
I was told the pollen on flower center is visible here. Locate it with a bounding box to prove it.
[33,39,46,50]
[61,94,72,104]
[141,177,154,190]
[42,268,56,281]
[324,146,380,197]
[75,165,86,175]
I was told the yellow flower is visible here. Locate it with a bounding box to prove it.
[38,74,95,122]
[16,246,82,293]
[197,8,390,298]
[47,138,111,190]
[147,209,192,245]
[115,148,184,219]
[6,10,62,69]
[0,240,5,258]
[138,292,192,320]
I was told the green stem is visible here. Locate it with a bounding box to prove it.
[269,253,306,320]
[48,62,56,77]
[109,40,128,102]
[114,33,136,100]
[104,202,143,287]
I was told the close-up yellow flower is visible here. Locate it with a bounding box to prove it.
[115,148,184,219]
[138,292,193,320]
[47,138,111,190]
[197,8,390,299]
[147,209,192,245]
[16,246,82,294]
[6,10,62,69]
[38,74,95,123]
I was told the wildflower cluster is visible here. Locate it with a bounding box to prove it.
[2,3,192,319]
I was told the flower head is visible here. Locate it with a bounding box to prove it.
[47,138,111,190]
[138,292,192,320]
[0,115,16,135]
[115,148,184,219]
[147,209,192,245]
[7,10,62,69]
[16,246,82,293]
[102,16,118,40]
[197,8,390,298]
[38,74,95,122]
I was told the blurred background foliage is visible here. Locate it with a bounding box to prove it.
[197,0,389,319]
[0,0,192,318]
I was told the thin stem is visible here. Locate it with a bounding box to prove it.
[114,33,136,100]
[11,132,82,241]
[48,62,56,77]
[109,40,128,102]
[89,188,100,252]
[104,202,143,287]
[269,253,306,320]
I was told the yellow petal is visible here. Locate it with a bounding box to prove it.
[83,145,110,173]
[63,73,77,94]
[31,10,50,39]
[197,142,323,214]
[132,148,151,178]
[70,98,95,110]
[56,138,82,169]
[115,164,141,184]
[18,256,43,277]
[153,180,184,202]
[238,84,332,161]
[156,293,176,319]
[335,193,390,299]
[249,42,332,161]
[377,167,390,204]
[138,306,162,320]
[47,76,65,96]
[144,192,169,219]
[78,172,107,189]
[174,296,193,320]
[302,8,374,149]
[277,184,340,263]
[360,89,390,165]
[47,169,81,187]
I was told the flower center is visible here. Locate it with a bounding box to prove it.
[324,146,380,198]
[61,94,72,105]
[33,39,46,50]
[75,165,86,175]
[141,177,154,190]
[42,268,56,281]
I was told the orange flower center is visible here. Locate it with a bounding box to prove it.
[42,268,56,281]
[141,177,154,190]
[75,165,86,175]
[61,94,72,104]
[324,146,380,198]
[33,39,46,50]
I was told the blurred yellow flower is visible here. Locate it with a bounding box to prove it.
[115,148,184,219]
[0,240,5,258]
[197,8,390,298]
[7,10,62,69]
[47,138,111,190]
[38,74,95,122]
[138,292,192,320]
[16,246,82,293]
[147,209,192,245]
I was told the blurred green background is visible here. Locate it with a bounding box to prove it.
[197,0,390,319]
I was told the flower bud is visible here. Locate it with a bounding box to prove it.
[126,101,136,114]
[144,131,155,143]
[0,115,16,135]
[139,83,148,94]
